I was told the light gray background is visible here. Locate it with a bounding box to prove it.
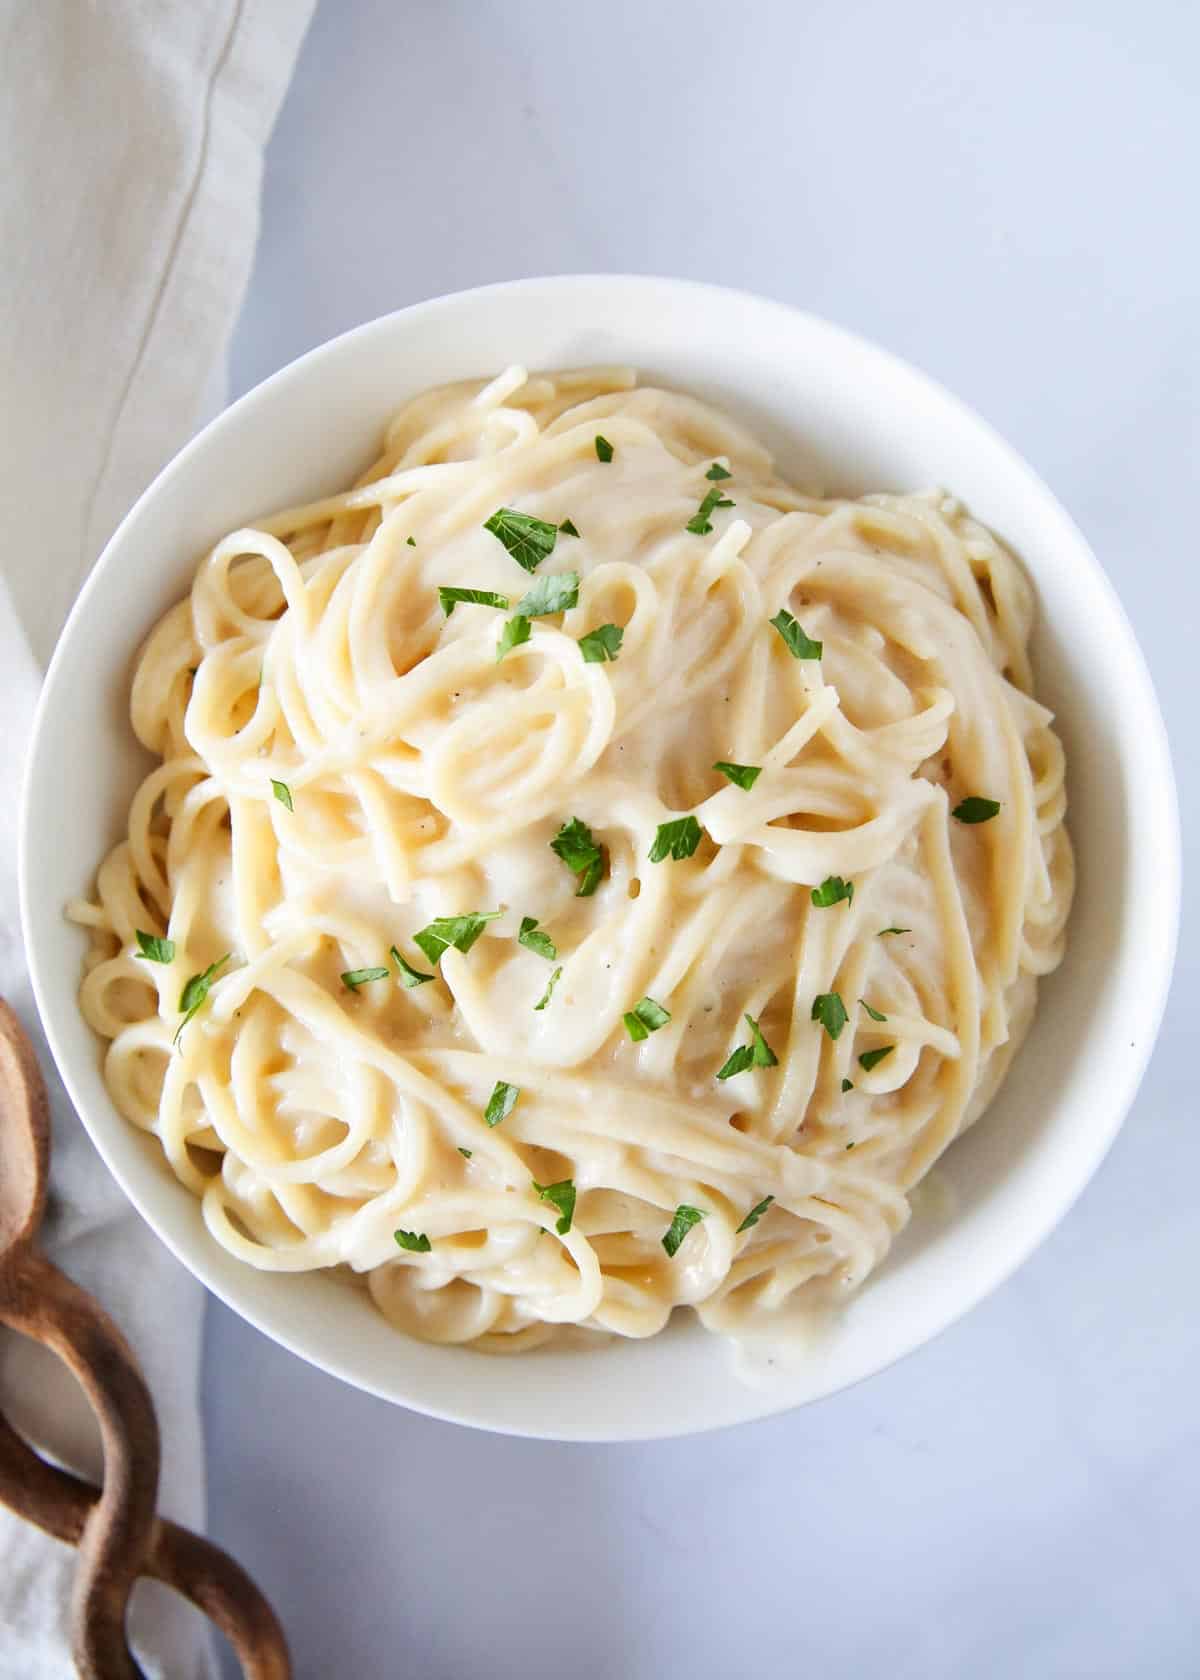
[207,4,1198,1675]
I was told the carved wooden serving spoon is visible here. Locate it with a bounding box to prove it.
[0,997,291,1678]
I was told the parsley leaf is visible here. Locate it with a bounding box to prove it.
[705,461,732,481]
[483,507,559,572]
[736,1195,774,1233]
[648,815,703,863]
[713,761,761,791]
[716,1044,754,1080]
[770,609,822,660]
[550,817,607,897]
[534,965,563,1011]
[716,1012,778,1079]
[952,796,1001,824]
[341,966,390,990]
[686,486,735,534]
[406,536,417,547]
[496,614,531,661]
[858,1045,895,1072]
[458,1146,473,1158]
[514,571,579,617]
[390,945,434,987]
[623,996,671,1042]
[578,623,624,663]
[533,1177,576,1233]
[135,930,175,964]
[594,435,614,462]
[662,1204,704,1257]
[559,517,580,538]
[859,998,887,1022]
[270,779,294,812]
[438,586,510,617]
[175,954,230,1043]
[841,1077,854,1092]
[518,916,557,961]
[811,875,853,908]
[394,1229,431,1253]
[878,926,911,937]
[413,911,501,965]
[811,991,848,1040]
[484,1081,520,1128]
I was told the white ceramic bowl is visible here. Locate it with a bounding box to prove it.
[20,277,1179,1440]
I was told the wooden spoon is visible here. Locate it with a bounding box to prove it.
[0,998,291,1679]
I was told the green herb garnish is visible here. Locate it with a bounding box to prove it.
[952,796,1001,824]
[705,461,732,481]
[518,916,557,961]
[550,817,606,897]
[717,1012,778,1079]
[559,518,580,538]
[394,1229,431,1253]
[662,1204,705,1257]
[438,586,510,617]
[514,571,579,617]
[390,945,434,987]
[578,623,623,663]
[878,926,911,937]
[623,996,671,1042]
[458,1146,473,1158]
[533,1178,576,1233]
[413,911,501,965]
[811,991,848,1041]
[270,779,294,812]
[858,1045,895,1072]
[811,875,853,908]
[496,615,531,661]
[406,536,417,547]
[859,999,887,1022]
[736,1195,774,1233]
[841,1078,854,1092]
[713,761,761,790]
[483,507,559,572]
[770,609,822,660]
[175,954,230,1043]
[534,965,563,1011]
[594,435,614,462]
[686,486,735,534]
[341,966,390,990]
[648,815,703,863]
[135,930,175,964]
[484,1081,520,1128]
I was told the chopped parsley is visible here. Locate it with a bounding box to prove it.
[518,916,557,961]
[483,507,559,572]
[717,1012,778,1080]
[458,1146,473,1158]
[736,1195,774,1233]
[270,779,294,811]
[952,796,1001,824]
[841,1077,854,1092]
[533,1177,576,1233]
[578,623,624,663]
[514,571,579,616]
[811,991,848,1041]
[390,945,434,987]
[811,875,853,908]
[859,999,887,1022]
[686,485,735,534]
[413,911,501,965]
[550,817,607,897]
[594,435,614,462]
[175,954,230,1043]
[878,926,911,937]
[770,608,822,660]
[534,965,563,1011]
[648,815,703,863]
[135,930,175,964]
[662,1204,705,1257]
[484,1081,520,1128]
[858,1045,895,1072]
[559,518,580,537]
[496,614,531,661]
[713,761,761,791]
[341,966,390,990]
[393,1230,431,1253]
[705,461,732,481]
[406,536,417,547]
[623,996,671,1041]
[438,586,510,617]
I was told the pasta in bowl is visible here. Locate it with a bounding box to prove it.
[69,365,1071,1354]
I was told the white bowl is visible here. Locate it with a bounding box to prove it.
[20,277,1179,1440]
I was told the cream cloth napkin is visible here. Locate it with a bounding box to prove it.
[0,2,314,1671]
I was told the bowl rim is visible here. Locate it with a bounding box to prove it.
[18,274,1182,1440]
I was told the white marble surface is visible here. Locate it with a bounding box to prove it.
[206,4,1199,1674]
